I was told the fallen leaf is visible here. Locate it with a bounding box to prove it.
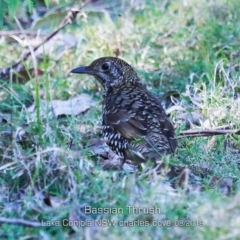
[50,94,96,117]
[34,33,78,57]
[210,176,233,196]
[27,94,96,118]
[175,112,202,129]
[174,168,190,189]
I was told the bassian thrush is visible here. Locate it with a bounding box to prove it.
[71,57,177,165]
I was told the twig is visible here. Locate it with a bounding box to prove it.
[178,129,240,139]
[0,217,42,227]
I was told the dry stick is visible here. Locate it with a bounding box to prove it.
[0,217,42,227]
[0,0,93,79]
[178,129,240,139]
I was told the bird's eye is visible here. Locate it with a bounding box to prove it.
[101,62,110,71]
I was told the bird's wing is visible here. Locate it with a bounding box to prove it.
[147,92,177,152]
[105,110,147,140]
[156,113,177,152]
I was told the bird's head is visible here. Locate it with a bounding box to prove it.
[70,57,140,90]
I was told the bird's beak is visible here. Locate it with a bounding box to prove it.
[70,66,92,74]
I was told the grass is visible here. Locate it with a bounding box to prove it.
[1,0,240,239]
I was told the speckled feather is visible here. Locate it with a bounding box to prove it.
[71,57,177,164]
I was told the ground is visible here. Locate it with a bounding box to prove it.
[0,0,240,239]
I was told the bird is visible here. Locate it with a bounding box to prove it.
[71,57,177,166]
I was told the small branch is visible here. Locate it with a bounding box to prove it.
[0,217,42,227]
[178,129,240,139]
